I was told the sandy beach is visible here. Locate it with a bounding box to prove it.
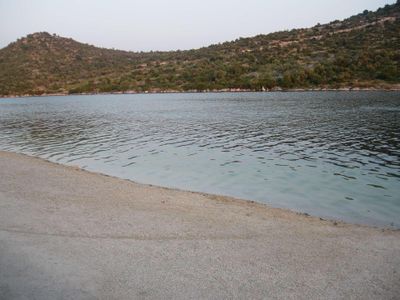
[0,150,399,299]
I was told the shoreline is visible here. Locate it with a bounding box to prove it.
[1,86,400,99]
[0,150,396,230]
[3,151,341,226]
[1,150,400,298]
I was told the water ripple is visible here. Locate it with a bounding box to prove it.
[0,92,399,227]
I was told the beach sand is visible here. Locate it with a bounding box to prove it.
[0,151,399,299]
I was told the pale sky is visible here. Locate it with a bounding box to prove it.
[0,0,396,51]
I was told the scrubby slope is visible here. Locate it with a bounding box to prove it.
[0,2,399,96]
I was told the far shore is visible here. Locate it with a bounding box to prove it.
[1,85,400,99]
[1,150,399,299]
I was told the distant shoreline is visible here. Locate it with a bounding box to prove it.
[1,86,400,99]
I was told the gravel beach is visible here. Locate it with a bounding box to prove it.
[0,151,399,299]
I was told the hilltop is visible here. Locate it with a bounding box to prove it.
[0,2,399,96]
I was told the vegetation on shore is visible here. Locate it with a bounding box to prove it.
[0,2,399,96]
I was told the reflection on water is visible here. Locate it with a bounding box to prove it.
[0,92,399,227]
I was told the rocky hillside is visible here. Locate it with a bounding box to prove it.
[0,2,399,96]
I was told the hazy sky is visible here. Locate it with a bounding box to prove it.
[0,0,396,51]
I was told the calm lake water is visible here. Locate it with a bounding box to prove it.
[0,92,399,227]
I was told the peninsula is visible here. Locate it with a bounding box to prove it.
[0,2,399,97]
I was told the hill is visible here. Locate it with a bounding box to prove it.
[0,2,399,96]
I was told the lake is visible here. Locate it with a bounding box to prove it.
[0,92,399,227]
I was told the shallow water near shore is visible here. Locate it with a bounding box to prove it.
[0,92,399,227]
